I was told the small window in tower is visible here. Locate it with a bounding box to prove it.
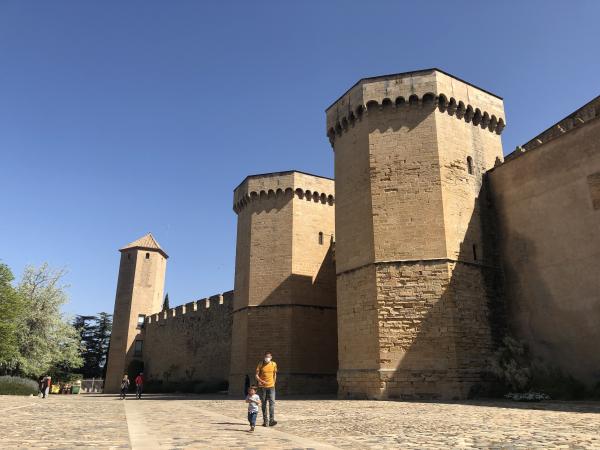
[137,314,146,329]
[146,252,150,259]
[127,253,131,260]
[472,244,478,261]
[134,340,143,356]
[467,156,474,175]
[318,232,324,245]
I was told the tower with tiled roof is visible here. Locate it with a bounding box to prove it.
[104,233,168,393]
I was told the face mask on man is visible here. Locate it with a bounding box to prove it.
[264,356,272,363]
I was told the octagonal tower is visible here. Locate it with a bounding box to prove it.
[229,171,337,395]
[326,69,506,399]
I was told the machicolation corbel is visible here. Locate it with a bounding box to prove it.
[233,185,334,214]
[327,93,506,146]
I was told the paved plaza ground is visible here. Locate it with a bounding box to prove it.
[0,394,599,449]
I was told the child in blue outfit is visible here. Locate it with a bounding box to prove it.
[245,385,262,432]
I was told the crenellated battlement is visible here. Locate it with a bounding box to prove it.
[145,290,233,326]
[326,68,505,146]
[327,92,505,146]
[233,170,335,214]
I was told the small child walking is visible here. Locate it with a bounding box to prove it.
[245,385,261,432]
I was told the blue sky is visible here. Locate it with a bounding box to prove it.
[1,1,599,316]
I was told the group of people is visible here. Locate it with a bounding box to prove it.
[245,351,277,432]
[120,372,144,400]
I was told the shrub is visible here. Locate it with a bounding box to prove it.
[488,335,594,400]
[488,336,532,392]
[0,375,38,395]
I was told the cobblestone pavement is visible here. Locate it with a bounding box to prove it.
[1,394,599,449]
[0,394,129,448]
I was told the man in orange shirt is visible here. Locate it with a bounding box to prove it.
[255,351,277,426]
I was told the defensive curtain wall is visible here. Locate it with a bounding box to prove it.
[229,171,338,396]
[104,232,235,393]
[488,95,600,388]
[142,291,233,390]
[327,68,506,400]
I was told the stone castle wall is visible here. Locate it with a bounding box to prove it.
[328,69,505,399]
[488,96,600,387]
[338,261,501,399]
[142,292,233,386]
[107,69,598,400]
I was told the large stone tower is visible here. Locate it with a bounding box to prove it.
[326,69,506,399]
[229,171,337,395]
[104,233,168,393]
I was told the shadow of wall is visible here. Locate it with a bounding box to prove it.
[488,119,600,388]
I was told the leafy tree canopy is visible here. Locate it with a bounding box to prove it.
[0,263,25,370]
[74,313,112,378]
[10,264,83,377]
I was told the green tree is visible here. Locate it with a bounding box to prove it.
[74,314,98,377]
[0,263,24,373]
[95,312,112,372]
[74,312,112,378]
[14,264,83,377]
[162,293,170,311]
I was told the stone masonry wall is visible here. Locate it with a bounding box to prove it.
[142,292,233,387]
[488,98,600,387]
[376,261,498,399]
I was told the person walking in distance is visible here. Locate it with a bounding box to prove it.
[135,372,144,399]
[41,375,51,399]
[255,351,277,427]
[38,376,44,397]
[120,375,129,400]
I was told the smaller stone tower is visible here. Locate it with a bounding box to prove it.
[104,233,168,393]
[229,171,337,395]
